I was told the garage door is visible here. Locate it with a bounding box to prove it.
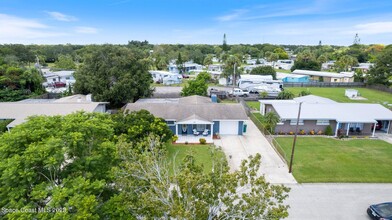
[220,121,239,135]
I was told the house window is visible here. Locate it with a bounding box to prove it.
[193,124,210,131]
[277,119,285,125]
[316,120,330,125]
[290,119,304,125]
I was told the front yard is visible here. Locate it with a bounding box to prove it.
[285,87,392,104]
[166,144,226,174]
[275,137,392,183]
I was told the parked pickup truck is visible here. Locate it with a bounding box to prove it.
[229,88,249,97]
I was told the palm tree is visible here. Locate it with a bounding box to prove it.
[264,112,280,133]
[277,90,295,99]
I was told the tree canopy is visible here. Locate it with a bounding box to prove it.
[250,66,277,79]
[0,64,44,101]
[54,54,76,70]
[181,72,210,97]
[0,111,290,219]
[73,45,153,107]
[367,45,392,86]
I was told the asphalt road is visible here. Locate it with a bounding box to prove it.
[286,183,392,220]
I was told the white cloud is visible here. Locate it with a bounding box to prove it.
[0,13,67,41]
[75,26,98,34]
[46,11,77,22]
[216,9,248,22]
[354,22,392,34]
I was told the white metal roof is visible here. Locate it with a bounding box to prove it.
[240,74,273,80]
[259,95,336,105]
[273,103,392,123]
[149,70,178,76]
[293,95,337,104]
[292,70,354,78]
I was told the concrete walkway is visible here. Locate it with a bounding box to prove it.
[214,118,297,184]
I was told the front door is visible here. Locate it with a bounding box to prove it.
[182,124,187,134]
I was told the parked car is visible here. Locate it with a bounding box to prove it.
[182,74,190,78]
[53,81,66,88]
[229,88,249,97]
[371,121,383,130]
[367,202,392,220]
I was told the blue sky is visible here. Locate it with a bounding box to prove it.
[1,0,392,45]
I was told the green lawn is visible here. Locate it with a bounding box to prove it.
[166,144,226,174]
[246,101,260,111]
[276,137,392,183]
[285,87,392,105]
[275,69,291,73]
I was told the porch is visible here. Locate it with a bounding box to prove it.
[335,120,391,137]
[175,114,214,143]
[176,135,213,144]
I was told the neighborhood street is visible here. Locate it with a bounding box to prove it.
[286,183,392,220]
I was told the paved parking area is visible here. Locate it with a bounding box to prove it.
[214,119,296,184]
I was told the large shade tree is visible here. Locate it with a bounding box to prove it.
[74,45,153,107]
[250,66,277,79]
[0,111,290,219]
[367,45,392,86]
[115,137,290,219]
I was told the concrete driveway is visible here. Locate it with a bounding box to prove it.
[376,132,392,144]
[214,119,296,184]
[286,183,392,220]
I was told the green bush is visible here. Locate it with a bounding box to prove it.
[172,135,178,142]
[0,119,12,133]
[325,125,333,136]
[199,138,207,144]
[299,90,311,96]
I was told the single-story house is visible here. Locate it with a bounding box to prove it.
[124,95,248,143]
[282,74,309,83]
[43,70,76,86]
[208,64,224,72]
[292,70,354,83]
[259,95,392,137]
[0,95,107,130]
[149,70,182,85]
[192,70,222,80]
[321,61,336,70]
[351,63,374,73]
[276,60,294,70]
[168,62,203,74]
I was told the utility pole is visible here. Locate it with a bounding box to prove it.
[289,102,303,173]
[233,63,236,87]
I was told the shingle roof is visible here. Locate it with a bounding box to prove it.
[0,102,103,128]
[125,95,248,121]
